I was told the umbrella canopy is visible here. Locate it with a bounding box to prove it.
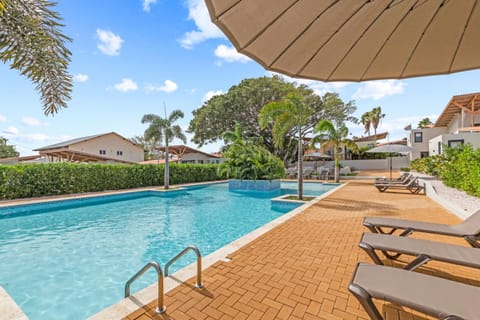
[366,144,413,179]
[366,144,414,153]
[205,0,480,81]
[304,152,332,160]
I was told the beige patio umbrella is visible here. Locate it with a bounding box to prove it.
[205,0,480,81]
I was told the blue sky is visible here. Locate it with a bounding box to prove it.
[2,0,480,156]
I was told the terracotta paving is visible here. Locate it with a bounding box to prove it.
[123,172,480,320]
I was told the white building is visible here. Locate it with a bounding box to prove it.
[34,132,144,163]
[407,92,480,160]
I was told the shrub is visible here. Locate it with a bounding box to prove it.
[410,145,480,197]
[0,163,225,200]
[218,143,285,180]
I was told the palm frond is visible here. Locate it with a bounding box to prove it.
[0,0,72,115]
[168,109,184,123]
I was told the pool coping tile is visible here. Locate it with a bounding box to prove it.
[0,287,28,320]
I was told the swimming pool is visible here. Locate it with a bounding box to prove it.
[0,182,337,319]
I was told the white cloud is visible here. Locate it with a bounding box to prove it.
[142,0,157,12]
[179,0,224,49]
[96,29,123,56]
[214,44,251,63]
[74,73,89,83]
[23,133,51,142]
[3,126,19,135]
[22,117,41,126]
[146,80,178,93]
[0,114,6,122]
[353,80,405,100]
[203,90,223,102]
[114,78,138,92]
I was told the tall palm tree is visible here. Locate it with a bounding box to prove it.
[0,0,72,115]
[259,92,313,200]
[311,120,358,183]
[370,107,385,136]
[141,109,187,189]
[360,111,372,136]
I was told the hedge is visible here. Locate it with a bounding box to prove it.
[0,163,225,200]
[410,145,480,197]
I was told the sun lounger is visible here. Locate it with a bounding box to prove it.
[363,209,480,248]
[375,172,410,182]
[374,176,424,193]
[349,263,480,320]
[302,167,313,178]
[359,232,480,271]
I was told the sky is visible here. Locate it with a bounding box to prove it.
[2,0,480,156]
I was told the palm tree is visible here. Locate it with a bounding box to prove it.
[0,0,72,115]
[360,111,372,136]
[311,120,358,183]
[259,92,313,200]
[370,107,385,136]
[141,109,187,189]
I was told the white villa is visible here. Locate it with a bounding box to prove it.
[407,92,480,160]
[34,132,144,164]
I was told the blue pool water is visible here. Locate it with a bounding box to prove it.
[0,182,337,319]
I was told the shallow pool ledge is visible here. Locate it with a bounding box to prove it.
[0,287,28,320]
[88,182,347,320]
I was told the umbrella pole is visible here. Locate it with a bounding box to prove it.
[389,154,392,180]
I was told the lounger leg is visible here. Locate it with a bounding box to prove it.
[404,254,431,271]
[465,235,480,248]
[359,243,384,265]
[348,283,383,320]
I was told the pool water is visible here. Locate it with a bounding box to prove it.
[0,182,337,319]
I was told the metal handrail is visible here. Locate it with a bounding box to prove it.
[125,261,166,314]
[165,245,204,288]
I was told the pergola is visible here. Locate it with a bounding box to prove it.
[155,145,221,159]
[37,148,135,164]
[435,92,480,128]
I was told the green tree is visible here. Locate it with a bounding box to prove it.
[0,136,19,158]
[311,120,358,183]
[141,109,187,189]
[370,106,385,136]
[259,92,313,200]
[418,117,433,128]
[189,76,356,164]
[0,0,72,115]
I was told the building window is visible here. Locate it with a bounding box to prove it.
[99,149,106,155]
[448,139,464,148]
[438,142,442,154]
[414,132,423,143]
[116,151,123,156]
[420,152,429,158]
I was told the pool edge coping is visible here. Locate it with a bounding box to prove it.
[87,182,347,320]
[0,287,28,320]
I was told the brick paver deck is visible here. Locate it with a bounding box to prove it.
[124,175,480,320]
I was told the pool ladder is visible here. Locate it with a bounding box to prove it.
[124,245,203,314]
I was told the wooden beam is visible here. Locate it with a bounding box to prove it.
[452,101,471,113]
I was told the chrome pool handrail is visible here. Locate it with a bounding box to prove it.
[165,245,204,288]
[124,261,166,314]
